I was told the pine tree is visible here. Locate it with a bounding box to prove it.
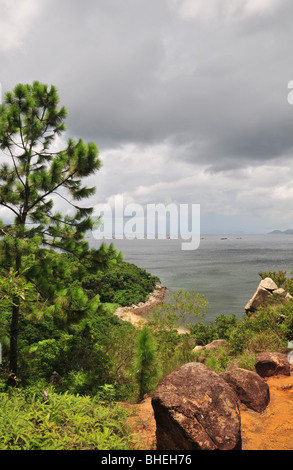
[0,82,101,383]
[135,326,160,402]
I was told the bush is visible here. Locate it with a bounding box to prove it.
[258,269,293,296]
[227,303,290,356]
[190,314,238,346]
[258,270,287,287]
[0,385,132,450]
[82,261,160,306]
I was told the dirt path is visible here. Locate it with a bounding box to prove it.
[241,373,293,450]
[122,398,157,450]
[124,373,293,451]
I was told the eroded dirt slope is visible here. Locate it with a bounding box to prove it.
[124,373,293,451]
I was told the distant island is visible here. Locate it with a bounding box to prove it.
[268,229,293,234]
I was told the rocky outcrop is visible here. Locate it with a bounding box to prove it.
[151,362,242,450]
[220,367,270,413]
[255,352,291,378]
[114,284,167,327]
[192,339,226,354]
[245,277,292,314]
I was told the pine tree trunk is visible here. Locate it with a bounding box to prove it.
[8,300,20,386]
[8,251,22,386]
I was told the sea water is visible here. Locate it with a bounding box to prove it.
[89,234,293,322]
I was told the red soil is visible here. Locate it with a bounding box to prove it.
[124,373,293,451]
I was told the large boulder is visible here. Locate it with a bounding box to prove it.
[220,367,270,413]
[245,277,292,314]
[245,279,274,313]
[259,278,278,291]
[151,362,242,450]
[255,352,291,378]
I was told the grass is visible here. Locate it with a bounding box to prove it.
[0,385,133,450]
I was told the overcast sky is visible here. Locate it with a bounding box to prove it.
[1,0,293,234]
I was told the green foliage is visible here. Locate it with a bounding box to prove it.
[258,270,287,287]
[258,269,293,295]
[0,385,132,450]
[0,81,102,378]
[135,326,160,402]
[82,261,160,306]
[147,289,208,331]
[227,304,288,356]
[0,267,36,304]
[190,314,238,346]
[0,242,158,394]
[145,291,209,379]
[205,347,232,374]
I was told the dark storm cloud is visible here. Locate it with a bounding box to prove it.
[2,0,293,172]
[2,0,293,233]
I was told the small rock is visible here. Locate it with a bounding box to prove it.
[273,288,287,298]
[192,339,226,354]
[192,345,204,353]
[204,339,226,350]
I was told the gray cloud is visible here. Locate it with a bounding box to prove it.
[1,0,293,232]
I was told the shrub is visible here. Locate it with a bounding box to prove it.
[135,326,160,402]
[205,348,231,374]
[190,314,238,346]
[0,386,132,450]
[258,270,287,287]
[82,261,159,306]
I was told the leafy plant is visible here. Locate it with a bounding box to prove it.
[0,385,133,450]
[82,261,159,306]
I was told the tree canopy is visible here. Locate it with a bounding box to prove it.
[0,81,102,381]
[0,81,101,261]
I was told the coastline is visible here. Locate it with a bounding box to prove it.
[114,284,190,334]
[114,283,167,327]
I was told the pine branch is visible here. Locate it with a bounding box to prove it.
[28,170,78,213]
[7,145,25,189]
[52,190,76,208]
[0,201,20,218]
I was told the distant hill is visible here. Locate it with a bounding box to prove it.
[268,229,293,234]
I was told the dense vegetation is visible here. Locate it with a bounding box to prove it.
[0,385,131,450]
[189,270,293,373]
[1,252,293,449]
[0,247,159,395]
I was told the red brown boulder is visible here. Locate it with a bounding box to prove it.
[151,362,242,450]
[255,352,290,378]
[220,367,270,413]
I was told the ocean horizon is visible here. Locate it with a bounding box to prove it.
[89,233,293,322]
